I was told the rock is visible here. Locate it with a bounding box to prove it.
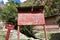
[10,30,18,39]
[9,30,40,40]
[34,32,40,38]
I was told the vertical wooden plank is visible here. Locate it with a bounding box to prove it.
[18,26,20,40]
[43,25,47,40]
[5,29,10,40]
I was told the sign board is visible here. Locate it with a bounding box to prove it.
[5,24,14,30]
[18,13,45,25]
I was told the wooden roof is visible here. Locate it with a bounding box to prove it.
[17,6,44,13]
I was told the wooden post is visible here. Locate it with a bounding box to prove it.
[18,26,20,40]
[5,29,10,40]
[43,25,47,40]
[5,24,14,40]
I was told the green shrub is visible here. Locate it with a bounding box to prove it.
[49,33,60,40]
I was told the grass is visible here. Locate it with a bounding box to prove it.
[0,30,60,40]
[39,32,60,40]
[0,30,6,40]
[0,30,31,40]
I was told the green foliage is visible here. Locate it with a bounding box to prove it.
[44,0,60,17]
[20,25,35,38]
[20,0,45,7]
[21,0,60,17]
[39,32,60,40]
[49,33,60,40]
[1,1,19,25]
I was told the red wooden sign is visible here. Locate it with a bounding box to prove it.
[18,13,45,25]
[5,24,14,30]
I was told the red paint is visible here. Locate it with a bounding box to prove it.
[5,24,14,30]
[5,24,14,40]
[18,13,45,25]
[5,29,10,40]
[18,26,20,40]
[18,13,47,40]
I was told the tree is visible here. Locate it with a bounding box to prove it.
[0,1,19,30]
[21,0,60,17]
[44,0,60,17]
[20,0,46,7]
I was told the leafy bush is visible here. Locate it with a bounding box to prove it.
[49,33,60,40]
